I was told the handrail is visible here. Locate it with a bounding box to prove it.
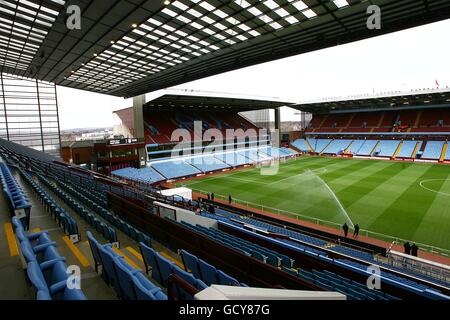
[167,273,200,300]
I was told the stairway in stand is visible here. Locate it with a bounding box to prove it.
[439,143,448,162]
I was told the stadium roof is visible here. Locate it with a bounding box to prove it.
[1,1,450,98]
[292,88,450,113]
[144,92,293,111]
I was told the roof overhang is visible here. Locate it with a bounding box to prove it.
[144,92,293,112]
[2,0,450,98]
[292,88,450,114]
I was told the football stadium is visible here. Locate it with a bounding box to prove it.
[1,0,450,307]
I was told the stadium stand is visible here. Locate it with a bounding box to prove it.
[112,145,297,184]
[2,138,450,301]
[396,141,422,158]
[12,217,87,300]
[307,108,450,134]
[315,139,332,153]
[374,140,401,157]
[334,259,449,300]
[291,139,312,152]
[356,140,379,156]
[297,269,399,300]
[150,159,202,180]
[139,110,259,145]
[0,160,32,229]
[422,141,446,160]
[198,207,450,294]
[322,140,353,154]
[345,140,365,154]
[18,168,79,240]
[86,232,167,300]
[112,167,164,184]
[184,155,230,172]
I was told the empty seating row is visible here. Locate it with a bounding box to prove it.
[335,259,450,300]
[279,147,298,156]
[150,159,201,179]
[345,140,365,154]
[331,245,374,261]
[374,140,401,157]
[87,232,167,300]
[19,168,79,239]
[396,140,421,158]
[68,180,108,208]
[36,173,117,244]
[54,179,120,243]
[331,244,450,289]
[291,139,311,152]
[214,150,253,167]
[55,176,152,249]
[322,140,353,154]
[294,138,446,160]
[313,139,332,153]
[199,207,450,291]
[112,167,165,184]
[0,161,32,229]
[180,249,246,287]
[421,141,446,159]
[197,209,328,257]
[139,243,209,299]
[184,155,230,172]
[201,209,327,247]
[115,145,296,184]
[296,268,398,300]
[12,217,87,300]
[183,222,294,268]
[356,140,379,156]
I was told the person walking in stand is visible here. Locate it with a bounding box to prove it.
[411,243,418,257]
[342,222,349,237]
[404,241,411,255]
[353,224,360,238]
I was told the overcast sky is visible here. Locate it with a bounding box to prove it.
[57,19,450,130]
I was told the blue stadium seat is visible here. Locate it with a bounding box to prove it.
[180,249,201,280]
[217,269,239,286]
[155,253,175,287]
[139,242,161,283]
[98,245,120,295]
[132,272,167,300]
[198,258,218,286]
[114,258,141,300]
[87,231,103,273]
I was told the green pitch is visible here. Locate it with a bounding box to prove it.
[177,156,450,251]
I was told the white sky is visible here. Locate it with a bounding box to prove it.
[57,19,450,129]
